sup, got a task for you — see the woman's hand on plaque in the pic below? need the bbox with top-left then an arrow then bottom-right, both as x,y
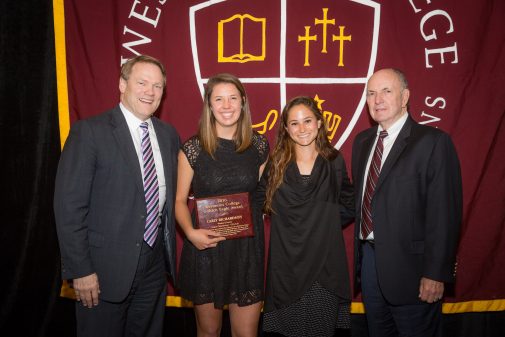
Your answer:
188,228 -> 226,250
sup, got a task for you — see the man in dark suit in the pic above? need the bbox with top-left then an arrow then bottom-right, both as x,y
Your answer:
54,55 -> 179,337
352,68 -> 462,337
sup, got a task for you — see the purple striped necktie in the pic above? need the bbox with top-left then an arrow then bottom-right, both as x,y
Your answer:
361,130 -> 388,240
140,122 -> 159,247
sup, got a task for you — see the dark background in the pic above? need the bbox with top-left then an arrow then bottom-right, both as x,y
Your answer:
1,1 -> 504,336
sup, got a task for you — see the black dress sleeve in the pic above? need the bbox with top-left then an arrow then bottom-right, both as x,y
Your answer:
181,136 -> 201,169
253,161 -> 270,212
252,132 -> 270,165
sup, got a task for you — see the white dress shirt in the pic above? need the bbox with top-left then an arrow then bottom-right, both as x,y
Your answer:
360,113 -> 408,240
120,103 -> 166,214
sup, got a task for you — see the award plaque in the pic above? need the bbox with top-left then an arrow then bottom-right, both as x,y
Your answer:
195,192 -> 254,239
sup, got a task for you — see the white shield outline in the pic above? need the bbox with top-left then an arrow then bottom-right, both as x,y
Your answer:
190,0 -> 381,148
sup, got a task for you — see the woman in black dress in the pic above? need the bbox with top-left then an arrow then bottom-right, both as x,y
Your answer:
175,73 -> 269,337
261,96 -> 354,337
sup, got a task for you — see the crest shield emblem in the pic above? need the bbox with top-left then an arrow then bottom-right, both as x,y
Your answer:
190,0 -> 380,148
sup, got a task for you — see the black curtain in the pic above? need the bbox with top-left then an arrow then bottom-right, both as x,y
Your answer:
1,1 -> 504,337
0,0 -> 62,336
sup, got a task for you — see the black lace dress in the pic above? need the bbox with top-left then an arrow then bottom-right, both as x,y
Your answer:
177,133 -> 269,308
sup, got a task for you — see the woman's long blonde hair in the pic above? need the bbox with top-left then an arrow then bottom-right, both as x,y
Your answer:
198,73 -> 253,158
264,96 -> 338,213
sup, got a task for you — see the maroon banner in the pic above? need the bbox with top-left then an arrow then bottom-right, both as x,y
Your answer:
60,0 -> 505,310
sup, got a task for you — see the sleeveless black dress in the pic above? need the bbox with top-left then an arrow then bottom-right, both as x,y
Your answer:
177,133 -> 269,308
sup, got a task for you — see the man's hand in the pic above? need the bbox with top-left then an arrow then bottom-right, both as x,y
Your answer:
419,277 -> 444,303
73,273 -> 100,308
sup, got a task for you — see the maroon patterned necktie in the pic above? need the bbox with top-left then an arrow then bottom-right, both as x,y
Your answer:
361,130 -> 388,239
140,122 -> 159,247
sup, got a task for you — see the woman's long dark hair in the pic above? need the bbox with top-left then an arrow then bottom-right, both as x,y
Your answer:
264,96 -> 338,213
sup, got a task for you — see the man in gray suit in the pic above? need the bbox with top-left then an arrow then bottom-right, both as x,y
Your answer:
54,55 -> 179,337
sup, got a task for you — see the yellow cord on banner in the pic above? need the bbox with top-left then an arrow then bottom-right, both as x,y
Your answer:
52,0 -> 71,150
53,0 -> 73,300
60,281 -> 505,314
442,300 -> 505,314
352,300 -> 505,314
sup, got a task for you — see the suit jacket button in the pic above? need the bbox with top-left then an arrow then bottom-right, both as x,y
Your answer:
136,242 -> 140,247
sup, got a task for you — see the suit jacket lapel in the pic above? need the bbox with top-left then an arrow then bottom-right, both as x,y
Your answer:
375,117 -> 414,192
110,107 -> 144,195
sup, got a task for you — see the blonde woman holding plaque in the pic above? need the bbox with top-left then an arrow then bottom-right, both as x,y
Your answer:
175,73 -> 269,337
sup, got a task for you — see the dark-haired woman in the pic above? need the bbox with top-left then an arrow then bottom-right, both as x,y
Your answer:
260,96 -> 354,337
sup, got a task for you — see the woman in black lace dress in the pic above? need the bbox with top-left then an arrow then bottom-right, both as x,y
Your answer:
175,73 -> 269,337
260,96 -> 354,337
